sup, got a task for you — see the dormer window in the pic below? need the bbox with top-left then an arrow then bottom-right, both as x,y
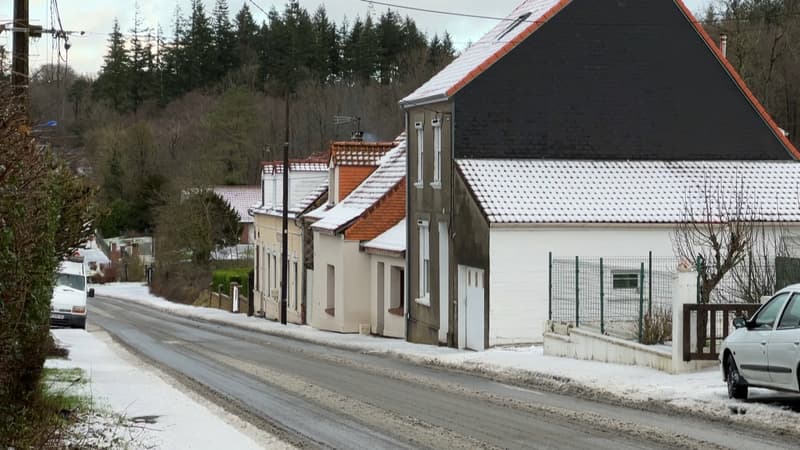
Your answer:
432,118 -> 442,185
415,121 -> 424,187
497,12 -> 532,42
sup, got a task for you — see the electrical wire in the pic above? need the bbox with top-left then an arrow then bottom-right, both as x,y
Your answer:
359,0 -> 800,26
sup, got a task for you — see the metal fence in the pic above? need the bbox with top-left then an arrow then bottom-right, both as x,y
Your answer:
549,253 -> 678,342
707,257 -> 800,304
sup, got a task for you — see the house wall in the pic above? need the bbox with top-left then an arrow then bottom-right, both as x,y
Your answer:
452,173 -> 490,349
370,253 -> 406,339
406,101 -> 454,346
253,213 -> 304,324
311,233 -> 371,332
489,225 -> 678,346
262,171 -> 328,209
338,166 -> 377,202
453,0 -> 793,161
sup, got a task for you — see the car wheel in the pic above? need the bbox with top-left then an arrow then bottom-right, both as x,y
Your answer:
726,354 -> 748,400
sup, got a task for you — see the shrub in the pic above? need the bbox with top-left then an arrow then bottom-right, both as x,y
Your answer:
212,268 -> 251,296
640,307 -> 673,345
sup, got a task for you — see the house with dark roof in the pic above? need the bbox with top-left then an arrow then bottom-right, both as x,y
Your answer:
307,136 -> 407,335
400,0 -> 800,350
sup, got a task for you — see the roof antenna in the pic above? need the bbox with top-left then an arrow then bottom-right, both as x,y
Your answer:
333,115 -> 362,141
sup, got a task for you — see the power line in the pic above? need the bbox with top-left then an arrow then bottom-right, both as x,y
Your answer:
359,0 -> 800,26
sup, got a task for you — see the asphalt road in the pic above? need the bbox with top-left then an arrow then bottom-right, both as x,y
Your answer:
89,296 -> 794,450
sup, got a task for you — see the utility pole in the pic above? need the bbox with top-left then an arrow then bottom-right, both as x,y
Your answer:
12,0 -> 29,101
280,92 -> 289,325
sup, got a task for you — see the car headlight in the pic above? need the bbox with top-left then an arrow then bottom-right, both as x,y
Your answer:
71,306 -> 86,314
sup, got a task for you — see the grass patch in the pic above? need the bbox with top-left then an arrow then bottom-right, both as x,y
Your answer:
43,367 -> 88,384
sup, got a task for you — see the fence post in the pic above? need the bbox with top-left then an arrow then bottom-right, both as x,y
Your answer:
639,262 -> 645,343
575,256 -> 580,328
548,252 -> 553,321
648,251 -> 653,316
600,257 -> 605,335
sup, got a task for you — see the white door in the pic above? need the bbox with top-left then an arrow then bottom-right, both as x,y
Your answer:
737,292 -> 790,383
438,223 -> 449,344
458,265 -> 485,351
767,293 -> 800,387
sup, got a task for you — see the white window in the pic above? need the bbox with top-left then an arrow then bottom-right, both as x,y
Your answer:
432,118 -> 442,184
418,220 -> 430,300
415,121 -> 424,186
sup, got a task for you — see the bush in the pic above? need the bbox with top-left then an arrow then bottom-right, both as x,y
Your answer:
640,308 -> 673,345
212,268 -> 250,296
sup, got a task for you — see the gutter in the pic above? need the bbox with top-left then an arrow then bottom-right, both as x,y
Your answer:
399,93 -> 450,109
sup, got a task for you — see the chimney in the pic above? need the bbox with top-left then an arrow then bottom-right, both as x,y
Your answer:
720,34 -> 728,59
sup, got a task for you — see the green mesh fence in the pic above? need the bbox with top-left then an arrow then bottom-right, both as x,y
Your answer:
550,254 -> 678,342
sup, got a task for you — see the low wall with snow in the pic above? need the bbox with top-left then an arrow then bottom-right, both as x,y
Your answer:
544,324 -> 715,374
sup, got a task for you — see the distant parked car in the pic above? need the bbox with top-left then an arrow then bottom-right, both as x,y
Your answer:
720,284 -> 800,399
50,260 -> 94,329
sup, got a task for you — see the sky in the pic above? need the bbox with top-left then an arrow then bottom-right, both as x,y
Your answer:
1,0 -> 712,76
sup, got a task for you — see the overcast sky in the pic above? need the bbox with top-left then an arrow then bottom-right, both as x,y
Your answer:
1,0 -> 711,76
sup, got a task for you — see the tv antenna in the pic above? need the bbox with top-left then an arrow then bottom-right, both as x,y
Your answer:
333,115 -> 363,141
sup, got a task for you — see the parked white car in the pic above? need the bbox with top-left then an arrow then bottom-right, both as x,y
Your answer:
50,260 -> 94,329
720,284 -> 800,399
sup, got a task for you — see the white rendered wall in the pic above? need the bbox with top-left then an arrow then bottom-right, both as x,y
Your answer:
311,233 -> 371,332
488,225 -> 676,346
370,254 -> 406,339
255,214 -> 303,324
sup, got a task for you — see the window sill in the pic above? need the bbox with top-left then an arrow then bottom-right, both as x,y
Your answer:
388,307 -> 404,316
415,296 -> 430,307
325,307 -> 335,316
414,181 -> 424,190
430,181 -> 441,190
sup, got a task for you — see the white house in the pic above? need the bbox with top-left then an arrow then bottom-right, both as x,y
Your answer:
308,137 -> 406,334
363,219 -> 406,339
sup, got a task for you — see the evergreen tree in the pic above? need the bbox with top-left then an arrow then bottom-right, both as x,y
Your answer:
234,3 -> 259,67
376,11 -> 403,85
162,6 -> 188,100
95,19 -> 130,112
185,0 -> 214,89
310,6 -> 340,83
212,0 -> 237,81
129,4 -> 149,113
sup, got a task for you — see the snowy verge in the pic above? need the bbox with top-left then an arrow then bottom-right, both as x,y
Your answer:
47,327 -> 287,450
94,283 -> 800,436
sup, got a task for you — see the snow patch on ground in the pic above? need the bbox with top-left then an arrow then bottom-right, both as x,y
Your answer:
94,283 -> 800,435
47,328 -> 285,450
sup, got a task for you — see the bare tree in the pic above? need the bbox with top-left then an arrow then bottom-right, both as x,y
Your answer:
672,177 -> 757,303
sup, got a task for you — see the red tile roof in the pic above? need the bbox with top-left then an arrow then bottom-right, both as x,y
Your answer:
329,141 -> 397,166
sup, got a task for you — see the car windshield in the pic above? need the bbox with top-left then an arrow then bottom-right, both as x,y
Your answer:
56,273 -> 85,291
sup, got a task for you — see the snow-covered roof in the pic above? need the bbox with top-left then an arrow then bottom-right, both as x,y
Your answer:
212,186 -> 261,224
457,159 -> 800,224
262,161 -> 328,175
330,141 -> 397,166
363,219 -> 406,255
401,0 -> 564,106
310,138 -> 407,232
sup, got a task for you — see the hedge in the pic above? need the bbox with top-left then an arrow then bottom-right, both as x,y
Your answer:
212,268 -> 250,296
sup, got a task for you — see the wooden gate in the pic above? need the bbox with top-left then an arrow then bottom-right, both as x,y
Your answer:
682,303 -> 760,361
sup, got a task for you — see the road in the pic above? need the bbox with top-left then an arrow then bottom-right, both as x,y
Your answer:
89,296 -> 793,450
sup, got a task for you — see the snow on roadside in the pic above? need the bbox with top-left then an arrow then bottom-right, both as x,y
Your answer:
47,328 -> 286,450
94,283 -> 800,435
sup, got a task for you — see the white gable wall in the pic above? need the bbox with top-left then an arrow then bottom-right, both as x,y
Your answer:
488,225 -> 677,346
262,171 -> 328,209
